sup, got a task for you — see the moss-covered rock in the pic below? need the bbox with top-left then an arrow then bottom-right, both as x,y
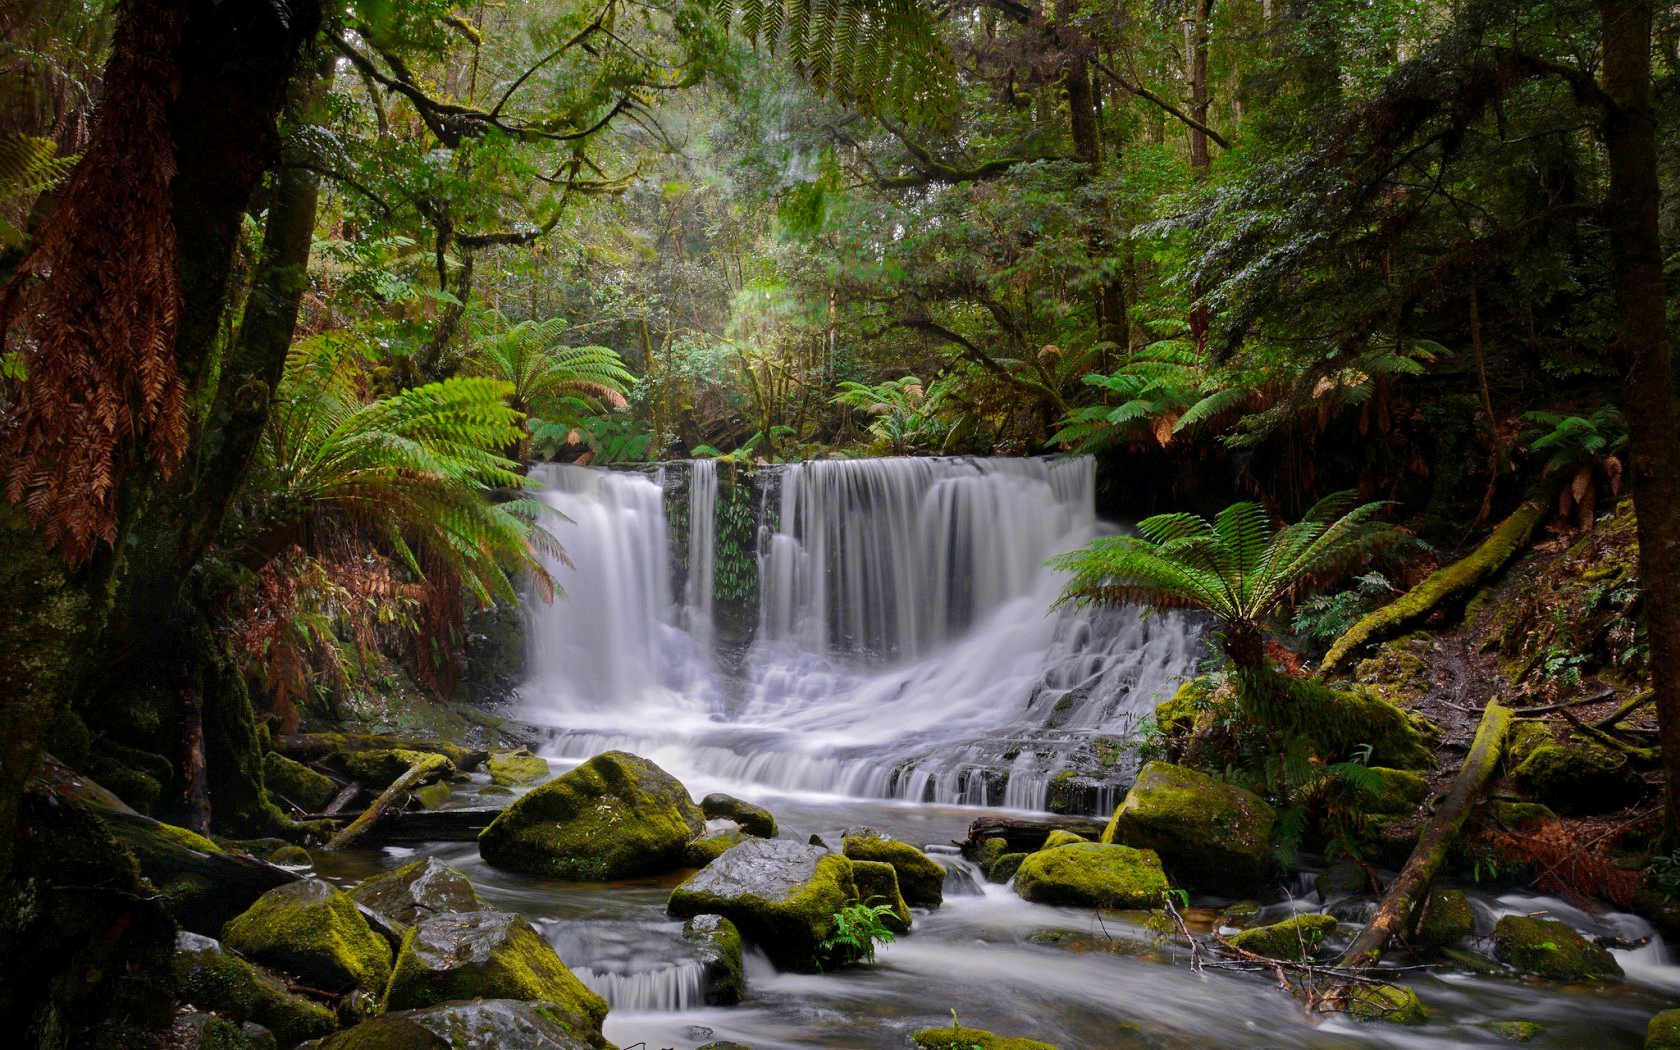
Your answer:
280,733 -> 482,773
103,807 -> 294,936
1343,982 -> 1429,1025
1415,888 -> 1475,948
382,909 -> 607,1042
1228,913 -> 1338,961
487,750 -> 548,787
1648,1009 -> 1680,1049
667,838 -> 858,971
174,932 -> 338,1048
840,831 -> 944,907
313,999 -> 601,1050
976,837 -> 1010,880
351,858 -> 485,931
270,845 -> 313,866
682,913 -> 745,1006
911,1025 -> 1057,1049
1013,843 -> 1168,908
850,859 -> 913,933
1512,742 -> 1645,814
1039,829 -> 1088,850
1314,860 -> 1369,899
264,752 -> 337,812
222,879 -> 393,992
699,793 -> 778,838
1101,762 -> 1274,894
1492,915 -> 1622,981
1488,799 -> 1560,829
478,750 -> 704,880
1364,767 -> 1430,814
990,852 -> 1027,884
1490,1020 -> 1545,1042
340,749 -> 455,790
175,1007 -> 261,1050
685,828 -> 749,866
413,782 -> 452,809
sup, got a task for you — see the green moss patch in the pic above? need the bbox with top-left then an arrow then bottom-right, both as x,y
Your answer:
1228,913 -> 1338,961
1013,843 -> 1168,908
487,750 -> 549,787
174,933 -> 338,1047
264,751 -> 337,811
1343,982 -> 1429,1025
222,879 -> 394,992
1102,761 -> 1274,893
1492,915 -> 1622,981
912,1025 -> 1057,1049
841,831 -> 945,906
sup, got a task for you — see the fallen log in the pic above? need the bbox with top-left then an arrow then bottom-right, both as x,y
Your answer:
323,755 -> 446,851
277,732 -> 487,772
1340,702 -> 1512,969
1593,689 -> 1655,730
372,806 -> 503,843
323,779 -> 363,815
960,814 -> 1108,855
1321,498 -> 1545,674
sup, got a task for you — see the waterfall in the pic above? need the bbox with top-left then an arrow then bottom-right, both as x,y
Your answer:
519,457 -> 1202,814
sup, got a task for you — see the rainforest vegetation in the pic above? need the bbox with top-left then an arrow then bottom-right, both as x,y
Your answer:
4,0 -> 1680,1047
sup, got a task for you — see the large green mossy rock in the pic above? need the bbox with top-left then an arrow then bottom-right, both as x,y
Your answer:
1227,913 -> 1338,961
1492,915 -> 1622,981
312,1000 -> 601,1050
351,858 -> 485,931
841,830 -> 945,907
700,793 -> 778,838
487,750 -> 548,787
222,880 -> 394,992
1040,829 -> 1088,850
1364,767 -> 1430,814
383,910 -> 607,1040
1648,1009 -> 1680,1048
1013,843 -> 1168,908
850,859 -> 913,933
1101,762 -> 1275,893
1344,983 -> 1429,1025
667,838 -> 858,971
264,752 -> 337,812
478,751 -> 704,880
911,1025 -> 1057,1049
280,733 -> 482,773
1415,888 -> 1475,948
1513,742 -> 1645,814
682,914 -> 745,1006
174,932 -> 338,1048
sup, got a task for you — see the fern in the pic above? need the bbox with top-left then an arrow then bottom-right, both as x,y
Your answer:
0,134 -> 77,247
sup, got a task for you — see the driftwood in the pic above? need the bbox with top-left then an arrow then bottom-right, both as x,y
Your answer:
1340,702 -> 1512,969
1594,689 -> 1655,729
323,780 -> 362,816
323,756 -> 444,851
373,806 -> 503,843
960,814 -> 1108,855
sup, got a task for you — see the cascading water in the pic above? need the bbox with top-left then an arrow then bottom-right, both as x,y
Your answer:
521,456 -> 1201,814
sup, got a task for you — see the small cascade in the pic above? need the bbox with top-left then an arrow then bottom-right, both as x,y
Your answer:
572,961 -> 708,1013
518,456 -> 1203,815
548,920 -> 709,1012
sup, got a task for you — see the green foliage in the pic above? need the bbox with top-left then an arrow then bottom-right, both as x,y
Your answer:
1293,572 -> 1396,644
814,897 -> 898,967
461,310 -> 633,430
0,133 -> 76,247
1650,850 -> 1680,901
1520,406 -> 1626,474
832,375 -> 944,454
714,470 -> 759,602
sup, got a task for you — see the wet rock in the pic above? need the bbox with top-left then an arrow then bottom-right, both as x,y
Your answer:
850,859 -> 913,933
667,838 -> 859,971
1440,946 -> 1507,976
487,749 -> 548,787
413,782 -> 452,808
1344,982 -> 1429,1025
1218,900 -> 1263,926
700,792 -> 778,837
279,733 -> 483,774
174,931 -> 338,1048
340,749 -> 455,790
1415,888 -> 1475,948
686,829 -> 749,866
911,1025 -> 1057,1049
1488,799 -> 1560,829
270,845 -> 313,866
1648,1008 -> 1680,1048
264,752 -> 337,811
1228,913 -> 1338,961
1102,762 -> 1275,894
841,830 -> 945,906
1490,1020 -> 1545,1042
989,852 -> 1027,884
479,750 -> 704,880
976,837 -> 1011,879
311,999 -> 601,1050
1039,829 -> 1088,850
1315,860 -> 1369,899
1492,915 -> 1622,981
175,1006 -> 261,1050
351,858 -> 484,931
479,784 -> 515,798
1013,843 -> 1168,908
682,913 -> 746,1006
1513,742 -> 1644,814
1364,767 -> 1430,814
242,1021 -> 279,1050
221,879 -> 394,993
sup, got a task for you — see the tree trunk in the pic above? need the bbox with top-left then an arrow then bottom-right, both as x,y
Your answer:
1598,0 -> 1680,845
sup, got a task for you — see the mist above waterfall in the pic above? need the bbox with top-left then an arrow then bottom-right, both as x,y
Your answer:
520,456 -> 1201,814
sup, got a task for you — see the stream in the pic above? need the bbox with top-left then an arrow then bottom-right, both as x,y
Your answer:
319,457 -> 1676,1048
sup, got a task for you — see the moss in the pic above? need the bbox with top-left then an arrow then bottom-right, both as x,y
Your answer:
667,840 -> 859,972
850,859 -> 913,932
412,782 -> 452,809
1242,672 -> 1437,770
177,1009 -> 261,1050
1102,762 -> 1275,893
1351,639 -> 1435,710
1493,915 -> 1622,981
1489,799 -> 1559,829
682,914 -> 746,1005
175,937 -> 338,1047
841,831 -> 945,906
1414,888 -> 1475,948
1014,842 -> 1168,908
1365,767 -> 1430,814
1648,1009 -> 1680,1049
479,785 -> 515,798
1314,861 -> 1369,899
1228,913 -> 1338,961
478,750 -> 703,881
154,821 -> 227,854
263,752 -> 337,811
1039,829 -> 1088,850
1503,722 -> 1552,770
222,879 -> 394,992
1344,982 -> 1429,1025
1513,742 -> 1644,814
382,910 -> 608,1039
975,837 -> 1010,877
316,999 -> 606,1050
341,749 -> 455,790
990,852 -> 1027,883
270,844 -> 313,866
911,1025 -> 1057,1050
1490,1020 -> 1545,1042
1441,947 -> 1507,976
284,734 -> 479,772
685,829 -> 748,866
699,793 -> 778,837
1155,677 -> 1219,736
486,750 -> 548,787
352,858 -> 485,929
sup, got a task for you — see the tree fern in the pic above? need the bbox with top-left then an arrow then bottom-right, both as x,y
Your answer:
0,134 -> 77,247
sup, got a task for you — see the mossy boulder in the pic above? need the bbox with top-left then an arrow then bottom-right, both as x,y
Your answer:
682,914 -> 745,1006
841,831 -> 945,906
104,809 -> 296,936
1364,767 -> 1430,814
1013,843 -> 1168,908
990,852 -> 1027,884
911,1026 -> 1057,1049
1039,829 -> 1088,850
1415,888 -> 1475,948
413,782 -> 452,809
1315,860 -> 1369,899
1488,799 -> 1560,829
1648,1009 -> 1680,1049
174,931 -> 338,1048
1512,742 -> 1644,814
1492,915 -> 1622,981
1343,982 -> 1429,1025
312,999 -> 601,1050
340,749 -> 455,790
222,879 -> 394,992
351,858 -> 485,931
487,750 -> 549,787
176,1007 -> 262,1050
1490,1020 -> 1545,1042
1101,762 -> 1275,893
850,859 -> 913,933
263,752 -> 337,811
976,837 -> 1011,880
382,909 -> 607,1041
478,750 -> 704,880
686,828 -> 749,866
280,733 -> 482,773
667,838 -> 859,971
700,793 -> 778,838
270,845 -> 313,866
1228,913 -> 1338,961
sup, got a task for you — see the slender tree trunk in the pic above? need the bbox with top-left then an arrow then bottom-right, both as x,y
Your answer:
1599,0 -> 1680,845
1185,0 -> 1212,175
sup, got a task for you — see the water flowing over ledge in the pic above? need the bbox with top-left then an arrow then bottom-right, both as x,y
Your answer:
518,456 -> 1202,814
